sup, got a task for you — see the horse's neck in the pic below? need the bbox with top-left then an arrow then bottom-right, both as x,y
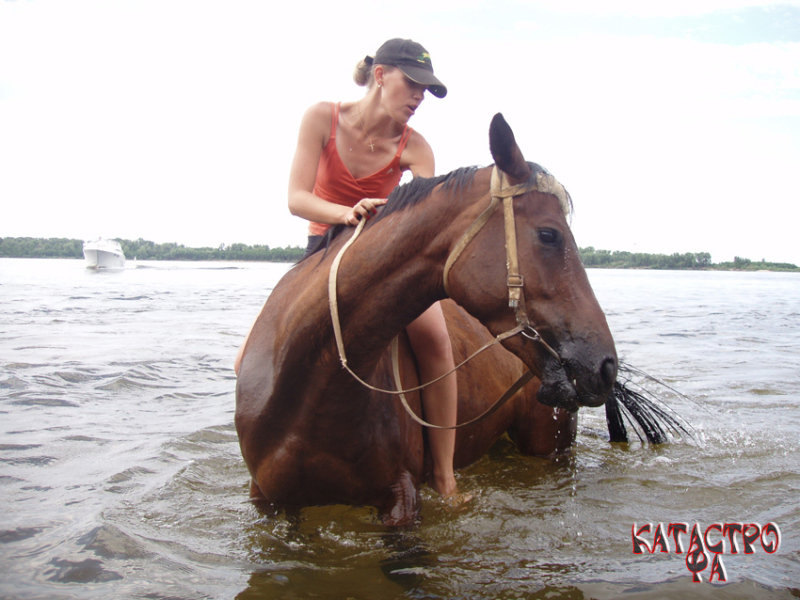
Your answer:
331,230 -> 440,366
328,170 -> 490,368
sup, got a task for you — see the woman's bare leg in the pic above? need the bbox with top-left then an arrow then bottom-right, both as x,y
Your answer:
234,317 -> 258,375
234,341 -> 246,375
405,302 -> 459,497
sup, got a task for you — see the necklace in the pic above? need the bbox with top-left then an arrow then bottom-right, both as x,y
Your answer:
355,104 -> 375,152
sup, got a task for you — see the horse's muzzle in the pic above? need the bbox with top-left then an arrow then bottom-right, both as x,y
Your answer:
536,354 -> 617,412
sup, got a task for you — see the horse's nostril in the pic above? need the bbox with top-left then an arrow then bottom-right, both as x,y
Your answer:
600,357 -> 617,386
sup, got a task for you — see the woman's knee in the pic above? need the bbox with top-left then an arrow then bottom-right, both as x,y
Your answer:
407,306 -> 453,362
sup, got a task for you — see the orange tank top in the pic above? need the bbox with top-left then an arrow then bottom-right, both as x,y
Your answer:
309,102 -> 413,236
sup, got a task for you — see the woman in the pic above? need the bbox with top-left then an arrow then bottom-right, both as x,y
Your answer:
287,38 -> 461,500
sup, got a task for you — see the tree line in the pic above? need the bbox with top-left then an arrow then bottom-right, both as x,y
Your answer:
580,247 -> 713,269
0,237 -> 306,262
1,237 -> 798,271
580,247 -> 798,271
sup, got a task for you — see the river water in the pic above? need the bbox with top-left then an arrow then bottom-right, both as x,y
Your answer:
1,258 -> 798,599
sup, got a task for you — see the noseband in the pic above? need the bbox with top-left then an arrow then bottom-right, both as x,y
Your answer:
328,166 -> 565,429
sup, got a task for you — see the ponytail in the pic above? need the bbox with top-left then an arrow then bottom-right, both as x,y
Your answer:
353,55 -> 374,87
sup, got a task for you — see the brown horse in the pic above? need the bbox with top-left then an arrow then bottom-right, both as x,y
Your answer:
235,114 -> 618,526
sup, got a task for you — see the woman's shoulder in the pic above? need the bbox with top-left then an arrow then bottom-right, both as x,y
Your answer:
301,101 -> 336,125
406,126 -> 431,151
296,102 -> 338,145
401,128 -> 435,177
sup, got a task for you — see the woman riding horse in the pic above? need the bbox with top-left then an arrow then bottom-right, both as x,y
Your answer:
235,111 -> 620,526
238,39 -> 464,501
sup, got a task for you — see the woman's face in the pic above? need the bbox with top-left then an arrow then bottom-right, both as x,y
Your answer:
378,66 -> 427,124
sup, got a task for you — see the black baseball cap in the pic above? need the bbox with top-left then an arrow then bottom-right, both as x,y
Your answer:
373,38 -> 447,98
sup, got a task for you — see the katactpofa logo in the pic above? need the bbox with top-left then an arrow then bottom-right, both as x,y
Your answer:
632,522 -> 781,583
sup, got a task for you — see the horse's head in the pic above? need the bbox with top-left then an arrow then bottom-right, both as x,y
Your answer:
445,113 -> 617,412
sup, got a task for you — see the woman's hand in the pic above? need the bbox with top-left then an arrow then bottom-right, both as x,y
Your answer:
344,197 -> 387,226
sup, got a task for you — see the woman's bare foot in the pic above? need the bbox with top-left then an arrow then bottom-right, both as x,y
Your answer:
432,472 -> 473,507
432,471 -> 458,498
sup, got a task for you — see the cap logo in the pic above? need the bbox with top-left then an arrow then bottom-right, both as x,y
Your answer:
417,52 -> 431,65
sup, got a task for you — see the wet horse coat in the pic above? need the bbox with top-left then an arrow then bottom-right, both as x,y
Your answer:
235,114 -> 617,525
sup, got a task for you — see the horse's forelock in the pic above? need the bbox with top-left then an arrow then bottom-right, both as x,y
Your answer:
525,162 -> 573,218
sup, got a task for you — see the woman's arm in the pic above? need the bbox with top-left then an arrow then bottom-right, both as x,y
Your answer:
287,102 -> 346,224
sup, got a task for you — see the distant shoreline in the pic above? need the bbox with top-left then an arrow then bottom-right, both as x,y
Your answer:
1,236 -> 798,272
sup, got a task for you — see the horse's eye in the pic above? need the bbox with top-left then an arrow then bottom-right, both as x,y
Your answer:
537,228 -> 560,247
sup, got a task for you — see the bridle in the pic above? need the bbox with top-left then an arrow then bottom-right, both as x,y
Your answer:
328,165 -> 565,429
443,166 -> 562,358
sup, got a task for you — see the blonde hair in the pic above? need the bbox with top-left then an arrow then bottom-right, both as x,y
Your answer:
353,57 -> 374,87
353,57 -> 396,88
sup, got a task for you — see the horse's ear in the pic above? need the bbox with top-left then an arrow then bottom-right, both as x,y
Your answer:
489,113 -> 531,182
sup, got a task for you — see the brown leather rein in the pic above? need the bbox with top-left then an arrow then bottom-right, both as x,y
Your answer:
328,166 -> 564,429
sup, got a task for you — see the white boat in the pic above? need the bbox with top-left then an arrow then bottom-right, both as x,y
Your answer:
83,238 -> 126,269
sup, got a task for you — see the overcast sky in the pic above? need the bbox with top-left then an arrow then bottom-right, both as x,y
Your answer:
2,0 -> 799,264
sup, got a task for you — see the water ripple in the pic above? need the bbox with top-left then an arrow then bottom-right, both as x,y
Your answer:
1,260 -> 797,599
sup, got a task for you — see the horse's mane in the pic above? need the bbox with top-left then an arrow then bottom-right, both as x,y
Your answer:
375,161 -> 573,225
299,166 -> 481,261
374,166 -> 481,223
299,161 -> 572,261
